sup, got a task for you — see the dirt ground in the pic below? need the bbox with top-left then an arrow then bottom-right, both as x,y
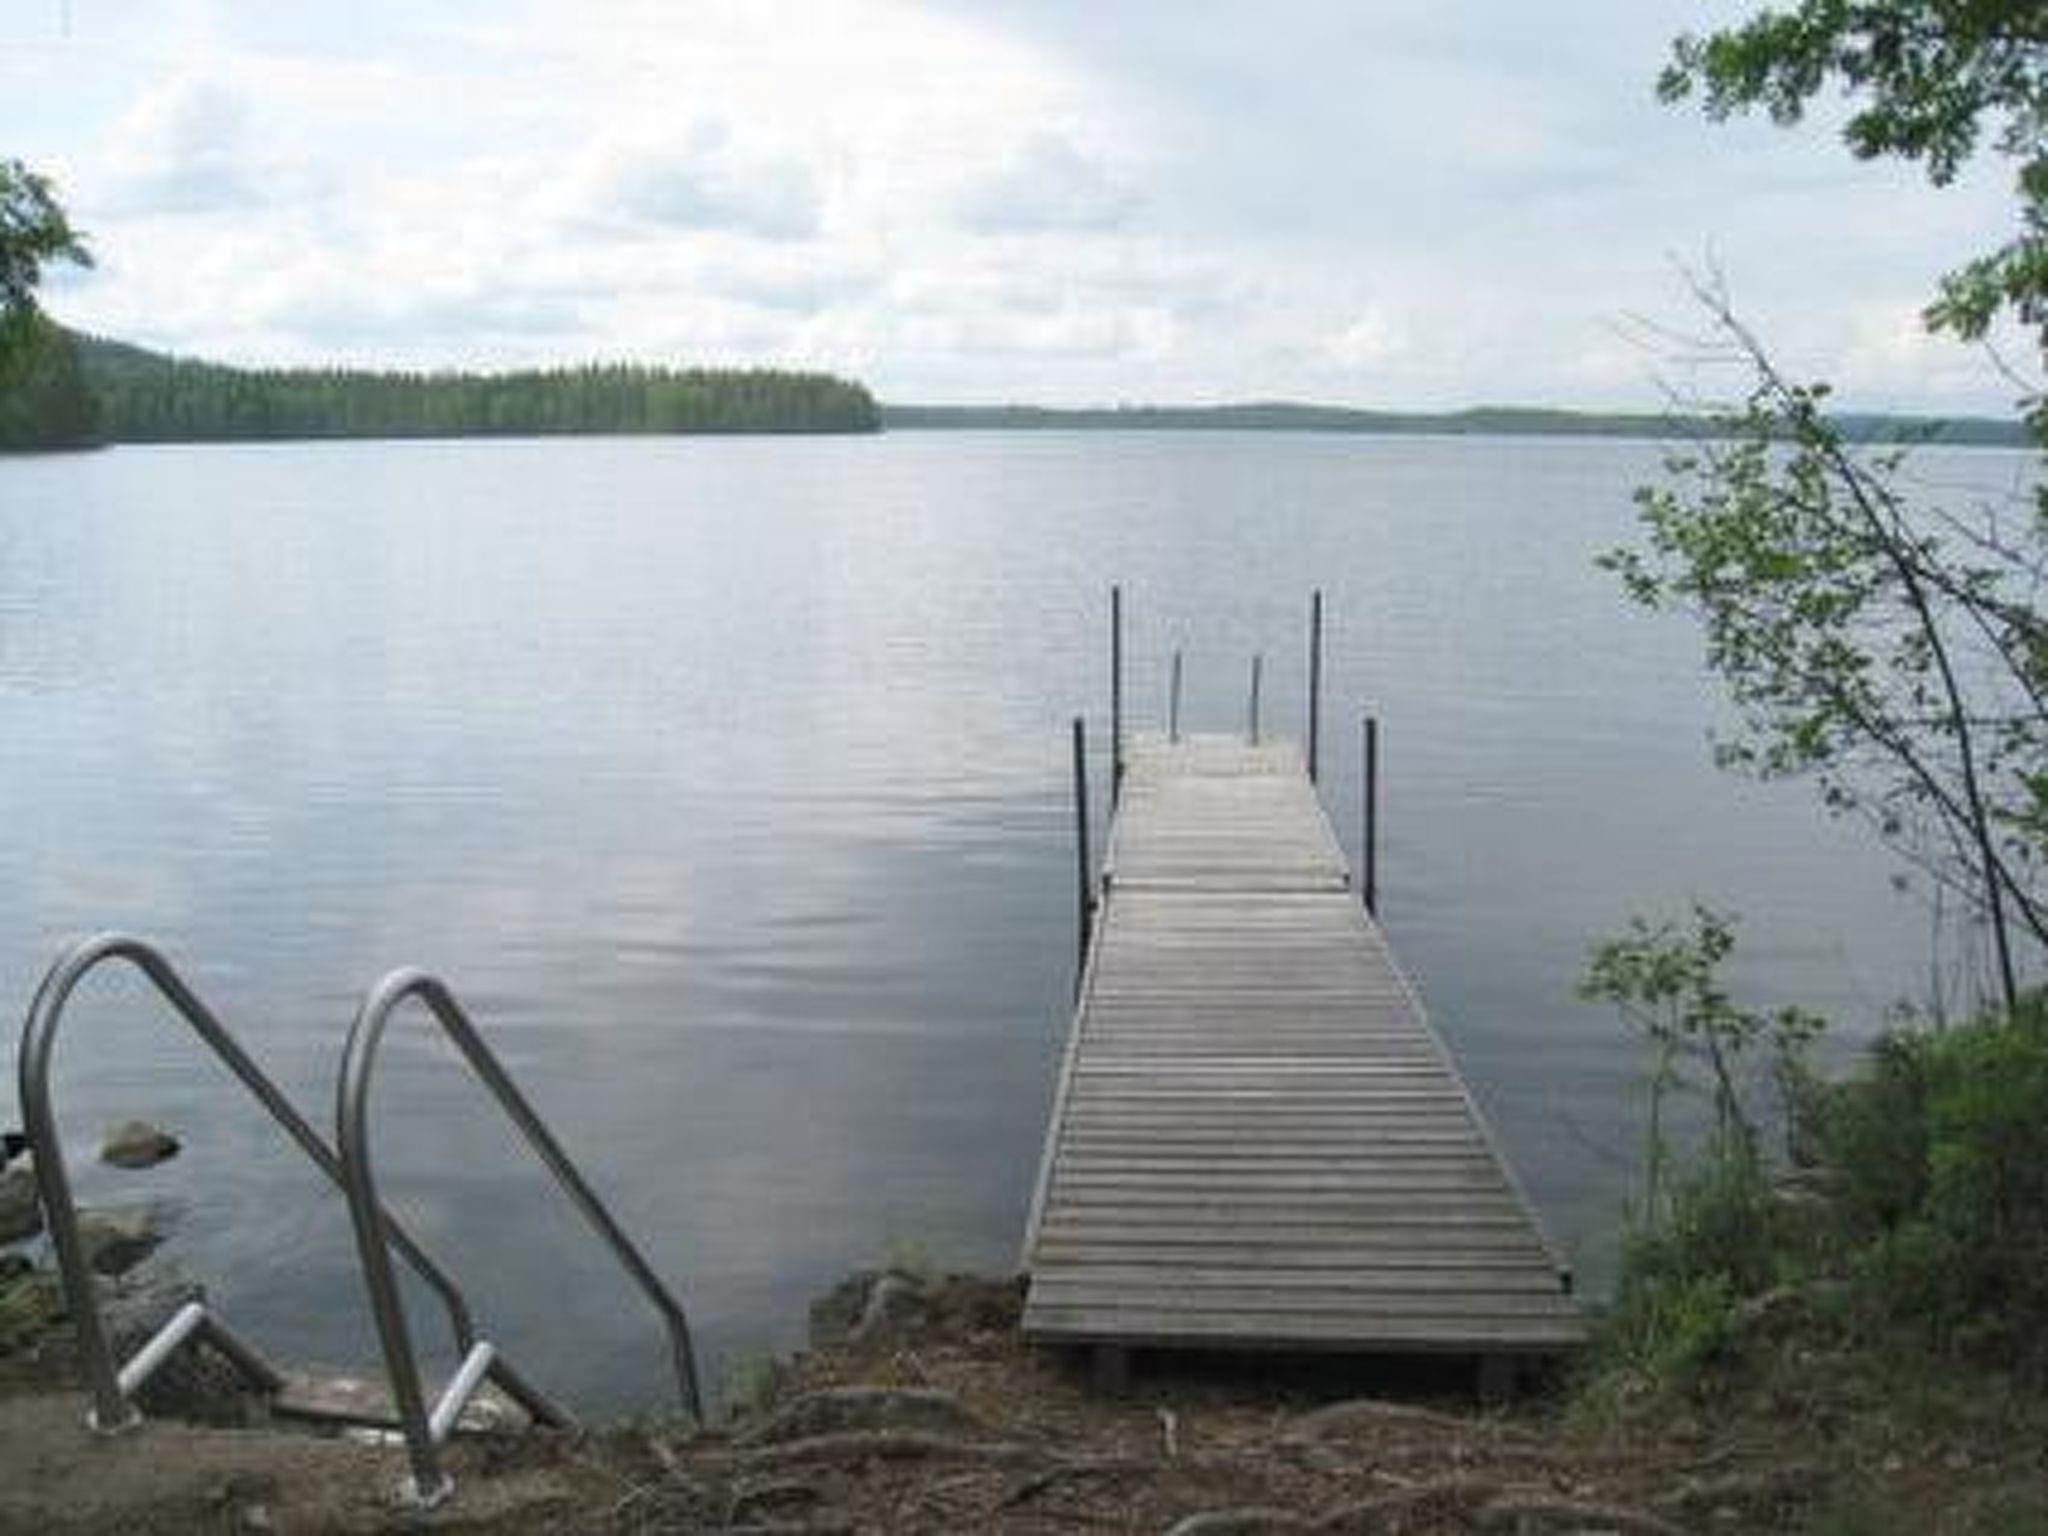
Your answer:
0,1271 -> 2041,1534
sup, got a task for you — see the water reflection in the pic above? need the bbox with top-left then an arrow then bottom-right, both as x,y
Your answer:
0,431 -> 2022,1409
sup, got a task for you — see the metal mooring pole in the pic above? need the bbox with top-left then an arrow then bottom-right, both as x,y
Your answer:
1362,713 -> 1380,917
1110,585 -> 1125,802
1072,716 -> 1093,988
1308,589 -> 1323,781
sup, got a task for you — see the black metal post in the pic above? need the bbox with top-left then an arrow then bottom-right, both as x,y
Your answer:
1248,655 -> 1264,744
1110,585 -> 1124,801
1363,713 -> 1380,917
1072,716 -> 1093,988
1308,589 -> 1323,782
1169,651 -> 1183,744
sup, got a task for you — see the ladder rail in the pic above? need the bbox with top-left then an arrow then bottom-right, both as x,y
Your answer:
337,967 -> 703,1506
15,933 -> 563,1433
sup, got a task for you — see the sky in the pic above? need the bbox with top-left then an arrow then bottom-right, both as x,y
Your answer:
1,0 -> 2031,413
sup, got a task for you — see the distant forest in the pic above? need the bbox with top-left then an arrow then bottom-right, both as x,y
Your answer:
0,326 -> 2027,451
0,328 -> 880,448
882,401 -> 2031,447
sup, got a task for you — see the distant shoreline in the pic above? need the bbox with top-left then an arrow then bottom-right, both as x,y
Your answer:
5,328 -> 2031,451
881,401 -> 2032,448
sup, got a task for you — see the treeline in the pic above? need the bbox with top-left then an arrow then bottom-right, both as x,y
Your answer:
73,335 -> 879,441
0,329 -> 880,448
882,399 -> 2030,447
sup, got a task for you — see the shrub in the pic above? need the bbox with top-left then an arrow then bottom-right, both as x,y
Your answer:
1820,1013 -> 2048,1377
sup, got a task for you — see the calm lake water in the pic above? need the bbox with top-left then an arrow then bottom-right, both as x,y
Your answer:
0,431 -> 2029,1411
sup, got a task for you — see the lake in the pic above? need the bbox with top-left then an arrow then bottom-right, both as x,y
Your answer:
0,430 -> 2022,1412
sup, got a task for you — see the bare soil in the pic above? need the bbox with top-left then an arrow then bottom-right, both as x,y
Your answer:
1,1271 -> 2042,1534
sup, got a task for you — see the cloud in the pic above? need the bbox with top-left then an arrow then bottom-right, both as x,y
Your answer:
10,0 -> 2027,412
1323,308 -> 1407,371
954,134 -> 1140,233
595,124 -> 823,242
100,75 -> 262,214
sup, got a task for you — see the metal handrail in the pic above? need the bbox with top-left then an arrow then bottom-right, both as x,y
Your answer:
337,968 -> 703,1507
15,933 -> 564,1434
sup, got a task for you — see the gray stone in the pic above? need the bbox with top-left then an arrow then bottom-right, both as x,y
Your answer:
101,1120 -> 180,1170
77,1206 -> 163,1277
808,1269 -> 880,1347
0,1166 -> 41,1245
108,1270 -> 268,1426
849,1273 -> 927,1345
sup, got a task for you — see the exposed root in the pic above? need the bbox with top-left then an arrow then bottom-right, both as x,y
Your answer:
1309,1477 -> 1502,1532
739,1429 -> 1055,1474
998,1456 -> 1156,1510
1475,1495 -> 1691,1535
1163,1509 -> 1317,1536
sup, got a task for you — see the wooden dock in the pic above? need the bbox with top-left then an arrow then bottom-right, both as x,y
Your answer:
1021,734 -> 1583,1368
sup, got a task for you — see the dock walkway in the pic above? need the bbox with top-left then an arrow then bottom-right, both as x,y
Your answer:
1021,734 -> 1583,1363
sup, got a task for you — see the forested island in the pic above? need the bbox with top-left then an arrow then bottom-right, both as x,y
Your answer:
0,326 -> 881,447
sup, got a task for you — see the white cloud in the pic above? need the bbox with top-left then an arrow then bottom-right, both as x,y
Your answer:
100,75 -> 261,214
1323,308 -> 1406,371
5,0 -> 2028,412
593,125 -> 823,242
955,134 -> 1141,233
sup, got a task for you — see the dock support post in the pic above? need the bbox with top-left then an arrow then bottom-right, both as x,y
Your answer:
1169,651 -> 1183,744
1072,716 -> 1093,991
1110,586 -> 1124,803
1308,590 -> 1322,782
1477,1354 -> 1517,1404
1090,1345 -> 1131,1394
1363,714 -> 1380,917
1248,654 -> 1263,744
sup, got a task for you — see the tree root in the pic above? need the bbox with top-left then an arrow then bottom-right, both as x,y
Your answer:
739,1429 -> 1054,1474
998,1456 -> 1156,1509
1308,1476 -> 1501,1532
1162,1508 -> 1316,1536
1474,1495 -> 1690,1535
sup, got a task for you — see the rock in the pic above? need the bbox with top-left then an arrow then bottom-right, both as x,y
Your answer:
0,1165 -> 41,1244
808,1270 -> 879,1347
0,1267 -> 65,1354
851,1272 -> 927,1344
101,1120 -> 180,1170
0,1252 -> 30,1284
107,1270 -> 269,1426
809,1268 -> 930,1348
77,1206 -> 163,1277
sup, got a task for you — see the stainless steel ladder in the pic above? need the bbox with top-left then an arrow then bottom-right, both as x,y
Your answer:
337,966 -> 702,1507
17,933 -> 569,1436
16,934 -> 701,1509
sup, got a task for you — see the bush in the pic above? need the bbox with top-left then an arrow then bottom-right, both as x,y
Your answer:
1820,1012 -> 2048,1377
1597,1139 -> 1809,1385
1584,912 -> 2048,1392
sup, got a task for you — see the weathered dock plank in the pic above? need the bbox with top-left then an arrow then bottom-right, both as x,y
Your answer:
1022,734 -> 1583,1358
